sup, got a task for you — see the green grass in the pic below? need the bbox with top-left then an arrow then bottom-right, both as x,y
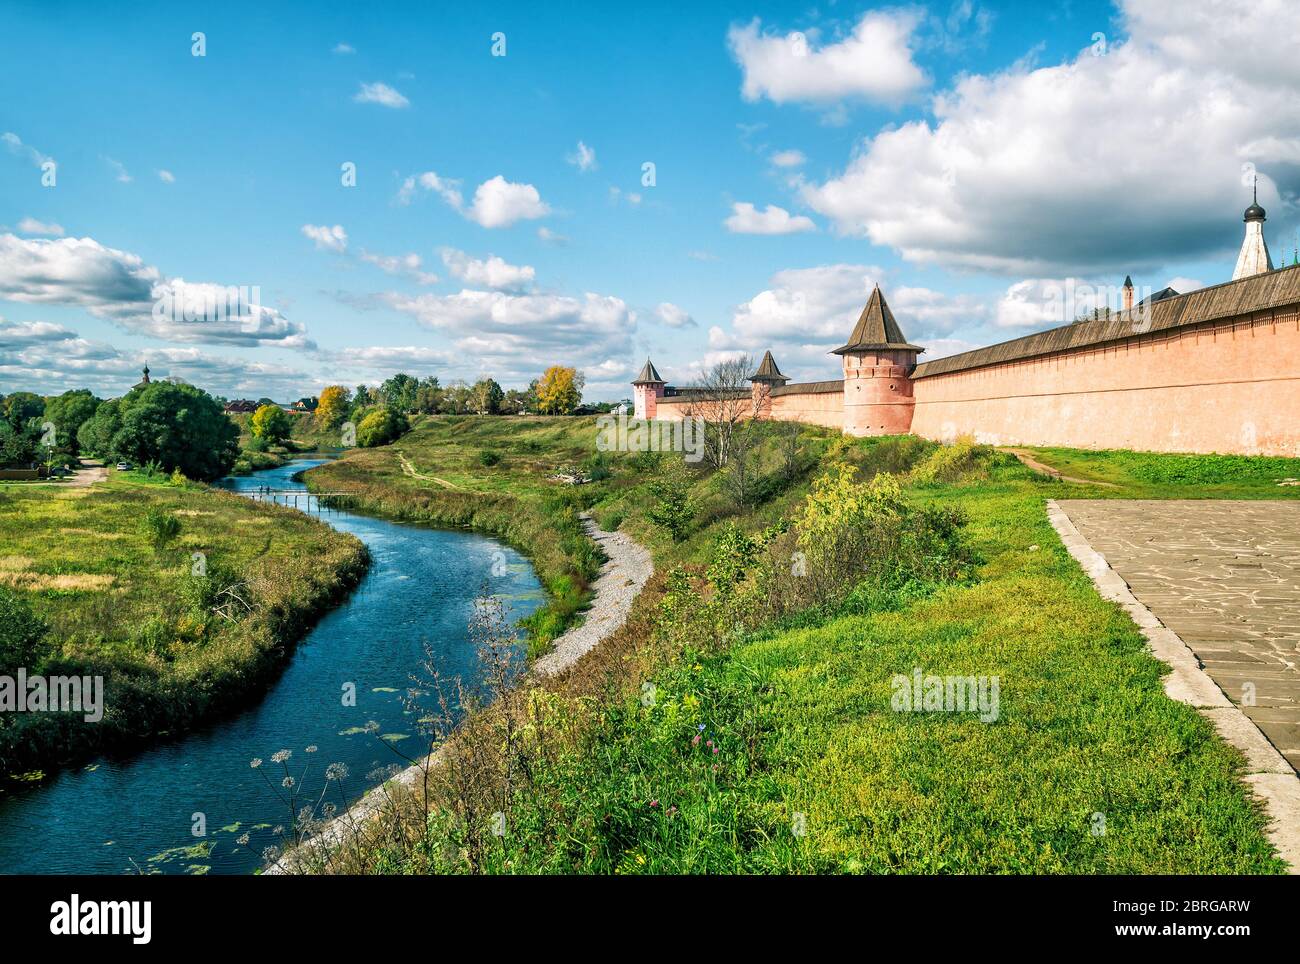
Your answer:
325,423 -> 1287,875
0,472 -> 368,779
1018,446 -> 1300,498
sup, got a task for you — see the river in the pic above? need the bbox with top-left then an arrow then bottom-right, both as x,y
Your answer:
0,459 -> 543,875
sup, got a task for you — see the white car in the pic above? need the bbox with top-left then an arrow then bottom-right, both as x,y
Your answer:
115,461 -> 131,471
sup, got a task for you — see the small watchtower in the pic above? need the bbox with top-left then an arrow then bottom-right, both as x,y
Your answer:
749,350 -> 789,418
632,358 -> 666,419
833,285 -> 923,437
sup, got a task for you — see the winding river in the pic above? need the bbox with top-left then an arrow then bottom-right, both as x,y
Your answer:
0,460 -> 543,875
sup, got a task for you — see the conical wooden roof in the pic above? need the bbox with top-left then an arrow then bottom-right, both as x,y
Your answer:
749,350 -> 788,382
632,358 -> 665,384
832,285 -> 923,354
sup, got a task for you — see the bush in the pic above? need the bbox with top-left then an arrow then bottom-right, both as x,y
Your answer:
357,407 -> 410,448
142,507 -> 181,548
910,435 -> 991,485
478,449 -> 502,467
0,586 -> 51,673
646,462 -> 695,542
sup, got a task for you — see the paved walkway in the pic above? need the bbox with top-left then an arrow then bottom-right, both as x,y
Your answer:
1057,500 -> 1300,772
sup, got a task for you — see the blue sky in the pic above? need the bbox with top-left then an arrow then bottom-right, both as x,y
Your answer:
3,0 -> 1296,400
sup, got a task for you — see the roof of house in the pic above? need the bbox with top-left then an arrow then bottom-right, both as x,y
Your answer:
749,350 -> 788,382
912,263 -> 1300,379
632,358 -> 665,384
832,285 -> 924,354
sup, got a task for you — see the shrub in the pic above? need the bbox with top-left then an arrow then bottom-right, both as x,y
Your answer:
910,435 -> 991,485
478,449 -> 502,467
646,462 -> 696,542
0,586 -> 51,673
142,507 -> 181,548
357,407 -> 410,448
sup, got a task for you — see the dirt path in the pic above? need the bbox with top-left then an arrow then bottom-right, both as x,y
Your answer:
532,515 -> 655,676
396,451 -> 462,490
1003,447 -> 1118,487
2,459 -> 108,488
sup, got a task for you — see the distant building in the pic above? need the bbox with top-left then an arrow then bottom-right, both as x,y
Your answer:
224,399 -> 258,414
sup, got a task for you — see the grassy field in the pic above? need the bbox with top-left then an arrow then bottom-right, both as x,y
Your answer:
296,417 -> 1295,874
0,468 -> 368,780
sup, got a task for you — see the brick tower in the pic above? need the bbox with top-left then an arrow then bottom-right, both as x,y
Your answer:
748,350 -> 789,419
632,358 -> 666,419
833,285 -> 924,437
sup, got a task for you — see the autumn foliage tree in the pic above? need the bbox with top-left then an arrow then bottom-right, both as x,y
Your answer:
534,366 -> 584,415
316,385 -> 351,428
250,403 -> 292,442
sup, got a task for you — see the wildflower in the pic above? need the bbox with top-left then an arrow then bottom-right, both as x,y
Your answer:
697,723 -> 706,732
649,799 -> 658,808
692,734 -> 700,746
322,803 -> 337,819
305,745 -> 318,753
667,806 -> 677,816
272,825 -> 284,835
271,749 -> 291,764
712,746 -> 719,755
236,833 -> 250,846
282,776 -> 295,788
364,720 -> 381,734
326,762 -> 349,781
261,847 -> 280,863
249,758 -> 262,769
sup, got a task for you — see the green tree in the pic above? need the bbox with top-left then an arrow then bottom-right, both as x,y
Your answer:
43,389 -> 100,457
379,373 -> 420,413
76,398 -> 122,457
356,406 -> 410,447
647,462 -> 696,542
414,376 -> 444,414
470,378 -> 504,415
2,391 -> 44,428
250,403 -> 292,442
0,420 -> 40,466
109,382 -> 239,481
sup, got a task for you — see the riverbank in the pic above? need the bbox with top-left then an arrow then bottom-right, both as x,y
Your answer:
0,468 -> 369,781
288,423 -> 1291,874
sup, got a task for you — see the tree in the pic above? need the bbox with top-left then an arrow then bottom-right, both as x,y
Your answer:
379,373 -> 420,413
682,355 -> 754,471
470,378 -> 504,415
535,366 -> 584,415
2,391 -> 44,429
0,420 -> 40,466
0,586 -> 51,674
76,399 -> 122,457
647,462 -> 696,542
42,389 -> 100,457
414,376 -> 443,414
501,388 -> 529,415
316,385 -> 351,428
109,382 -> 239,481
442,381 -> 471,414
250,403 -> 292,442
356,406 -> 410,447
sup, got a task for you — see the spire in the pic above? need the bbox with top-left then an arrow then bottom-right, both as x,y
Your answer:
1234,181 -> 1273,280
749,350 -> 789,384
631,358 -> 665,384
831,284 -> 923,355
140,361 -> 151,384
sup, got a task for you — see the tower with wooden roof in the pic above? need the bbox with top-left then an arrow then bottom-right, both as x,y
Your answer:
631,357 -> 666,419
833,285 -> 924,436
748,350 -> 788,418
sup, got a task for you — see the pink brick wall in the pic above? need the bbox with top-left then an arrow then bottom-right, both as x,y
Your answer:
911,310 -> 1300,456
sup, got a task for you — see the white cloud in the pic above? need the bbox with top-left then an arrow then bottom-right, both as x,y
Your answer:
16,217 -> 64,236
358,250 -> 438,285
439,248 -> 535,291
301,223 -> 348,253
333,42 -> 355,54
609,186 -> 642,206
537,226 -> 568,245
567,140 -> 597,172
724,202 -> 816,235
465,175 -> 550,228
804,0 -> 1300,275
728,10 -> 927,106
654,302 -> 696,329
353,82 -> 409,108
770,149 -> 806,168
157,169 -> 175,184
103,156 -> 131,183
2,131 -> 51,167
0,233 -> 311,349
398,171 -> 548,229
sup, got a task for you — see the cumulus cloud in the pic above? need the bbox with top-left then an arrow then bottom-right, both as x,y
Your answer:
353,82 -> 409,108
654,302 -> 696,329
567,140 -> 597,172
157,169 -> 175,184
770,149 -> 806,168
0,233 -> 311,349
398,171 -> 549,228
16,217 -> 63,236
358,250 -> 438,285
728,10 -> 927,106
803,0 -> 1300,275
438,248 -> 535,291
724,202 -> 815,235
301,223 -> 349,253
0,317 -> 312,397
